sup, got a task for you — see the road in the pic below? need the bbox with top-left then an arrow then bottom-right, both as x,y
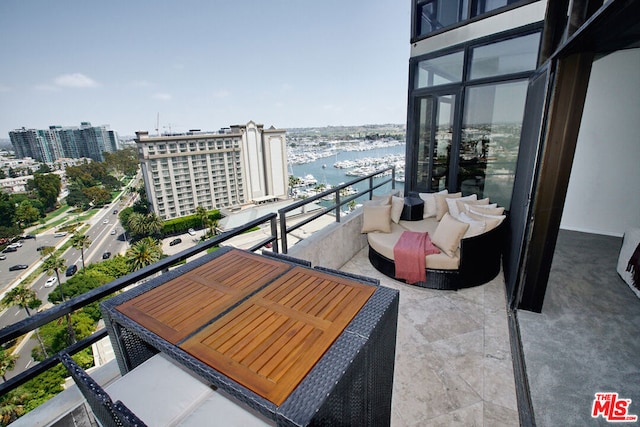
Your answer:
0,203 -> 131,380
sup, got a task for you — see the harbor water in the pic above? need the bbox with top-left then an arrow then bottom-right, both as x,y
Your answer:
289,143 -> 406,203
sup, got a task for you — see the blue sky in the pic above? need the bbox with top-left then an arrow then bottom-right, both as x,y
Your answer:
0,1 -> 410,137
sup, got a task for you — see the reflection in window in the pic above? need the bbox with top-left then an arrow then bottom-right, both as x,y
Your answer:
416,0 -> 468,36
469,33 -> 540,80
459,80 -> 528,208
416,51 -> 464,88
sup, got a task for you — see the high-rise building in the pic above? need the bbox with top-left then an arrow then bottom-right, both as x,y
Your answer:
9,122 -> 119,162
136,121 -> 287,220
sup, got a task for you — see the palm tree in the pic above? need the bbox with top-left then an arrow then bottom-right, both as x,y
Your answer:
0,349 -> 18,382
42,253 -> 76,344
195,206 -> 208,230
127,212 -> 164,240
70,233 -> 91,270
126,237 -> 163,272
1,286 -> 47,357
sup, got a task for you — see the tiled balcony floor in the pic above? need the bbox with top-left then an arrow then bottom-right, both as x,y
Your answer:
341,248 -> 519,426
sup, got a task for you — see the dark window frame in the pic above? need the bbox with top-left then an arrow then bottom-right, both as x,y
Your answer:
407,24 -> 542,195
412,0 -> 539,42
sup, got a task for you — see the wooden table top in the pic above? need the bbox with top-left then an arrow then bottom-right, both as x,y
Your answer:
115,249 -> 376,406
180,266 -> 376,405
115,250 -> 291,344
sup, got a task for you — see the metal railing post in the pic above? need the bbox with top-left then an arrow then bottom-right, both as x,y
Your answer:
335,191 -> 341,223
270,216 -> 279,254
279,211 -> 288,254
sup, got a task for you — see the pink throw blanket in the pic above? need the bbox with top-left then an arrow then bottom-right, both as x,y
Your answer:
394,231 -> 440,284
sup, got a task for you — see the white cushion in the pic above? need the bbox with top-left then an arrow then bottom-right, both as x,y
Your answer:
466,211 -> 506,232
434,192 -> 462,221
431,213 -> 469,257
391,196 -> 404,224
361,204 -> 392,233
446,194 -> 477,219
418,189 -> 447,218
177,389 -> 274,426
458,212 -> 487,238
469,205 -> 505,216
106,354 -> 214,426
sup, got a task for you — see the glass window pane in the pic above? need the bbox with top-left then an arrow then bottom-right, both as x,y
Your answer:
469,33 -> 540,80
417,0 -> 467,36
416,51 -> 464,88
459,80 -> 528,208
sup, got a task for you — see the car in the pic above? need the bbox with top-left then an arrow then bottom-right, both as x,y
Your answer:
169,238 -> 182,246
8,242 -> 22,248
113,209 -> 118,215
188,228 -> 196,236
9,264 -> 28,271
102,252 -> 111,259
110,229 -> 117,235
103,219 -> 109,224
54,231 -> 68,237
65,264 -> 78,277
2,246 -> 17,253
0,255 -> 6,260
22,234 -> 36,239
44,277 -> 57,288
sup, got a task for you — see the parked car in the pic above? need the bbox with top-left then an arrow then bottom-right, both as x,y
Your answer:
65,264 -> 78,277
188,228 -> 196,236
54,231 -> 68,237
9,264 -> 28,271
110,229 -> 117,235
22,234 -> 36,239
2,247 -> 17,253
102,252 -> 111,259
0,255 -> 6,260
169,238 -> 182,246
8,242 -> 22,248
44,277 -> 57,288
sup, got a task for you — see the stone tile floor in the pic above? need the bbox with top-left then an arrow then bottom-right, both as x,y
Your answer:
341,248 -> 519,426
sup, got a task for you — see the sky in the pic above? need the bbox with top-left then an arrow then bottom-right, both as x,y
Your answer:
0,1 -> 411,138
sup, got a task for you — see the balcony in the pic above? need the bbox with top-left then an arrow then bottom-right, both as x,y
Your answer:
1,169 -> 518,426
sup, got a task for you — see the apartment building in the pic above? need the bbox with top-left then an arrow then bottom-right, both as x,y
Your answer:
9,122 -> 119,162
136,121 -> 287,220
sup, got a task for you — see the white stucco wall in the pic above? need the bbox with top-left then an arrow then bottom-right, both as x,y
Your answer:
561,48 -> 640,236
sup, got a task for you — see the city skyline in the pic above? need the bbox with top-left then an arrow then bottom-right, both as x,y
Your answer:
0,1 -> 410,138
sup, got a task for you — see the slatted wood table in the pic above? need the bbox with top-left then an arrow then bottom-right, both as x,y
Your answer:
101,247 -> 399,426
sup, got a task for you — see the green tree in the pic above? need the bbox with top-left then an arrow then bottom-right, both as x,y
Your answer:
15,200 -> 40,226
126,237 -> 162,272
65,184 -> 91,209
70,233 -> 91,270
1,286 -> 47,357
195,205 -> 208,230
0,193 -> 17,228
42,253 -> 76,345
0,169 -> 5,179
82,186 -> 111,207
0,349 -> 18,382
126,212 -> 163,241
27,173 -> 61,211
35,164 -> 51,174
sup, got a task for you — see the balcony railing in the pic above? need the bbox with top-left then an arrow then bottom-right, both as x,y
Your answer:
0,166 -> 395,401
279,166 -> 395,253
0,213 -> 278,396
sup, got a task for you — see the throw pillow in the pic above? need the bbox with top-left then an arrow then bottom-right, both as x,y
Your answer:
418,189 -> 448,218
456,198 -> 490,214
469,205 -> 505,216
446,194 -> 477,219
371,194 -> 392,205
361,204 -> 392,233
391,196 -> 404,224
434,192 -> 462,221
458,212 -> 487,238
431,213 -> 470,257
466,211 -> 505,232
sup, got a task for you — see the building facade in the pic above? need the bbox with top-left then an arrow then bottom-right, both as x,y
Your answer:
9,122 -> 119,163
136,121 -> 287,220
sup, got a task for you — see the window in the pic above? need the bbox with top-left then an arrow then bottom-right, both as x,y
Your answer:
416,51 -> 464,88
415,0 -> 527,38
459,80 -> 528,207
469,33 -> 540,80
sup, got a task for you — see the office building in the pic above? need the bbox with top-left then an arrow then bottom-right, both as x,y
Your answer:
9,122 -> 119,162
136,121 -> 287,220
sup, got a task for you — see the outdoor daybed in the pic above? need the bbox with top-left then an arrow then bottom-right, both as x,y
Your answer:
363,191 -> 505,290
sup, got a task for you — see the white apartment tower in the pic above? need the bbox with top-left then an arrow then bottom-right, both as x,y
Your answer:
136,121 -> 287,220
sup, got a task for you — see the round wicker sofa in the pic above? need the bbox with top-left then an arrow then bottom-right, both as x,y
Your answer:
367,217 -> 504,290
